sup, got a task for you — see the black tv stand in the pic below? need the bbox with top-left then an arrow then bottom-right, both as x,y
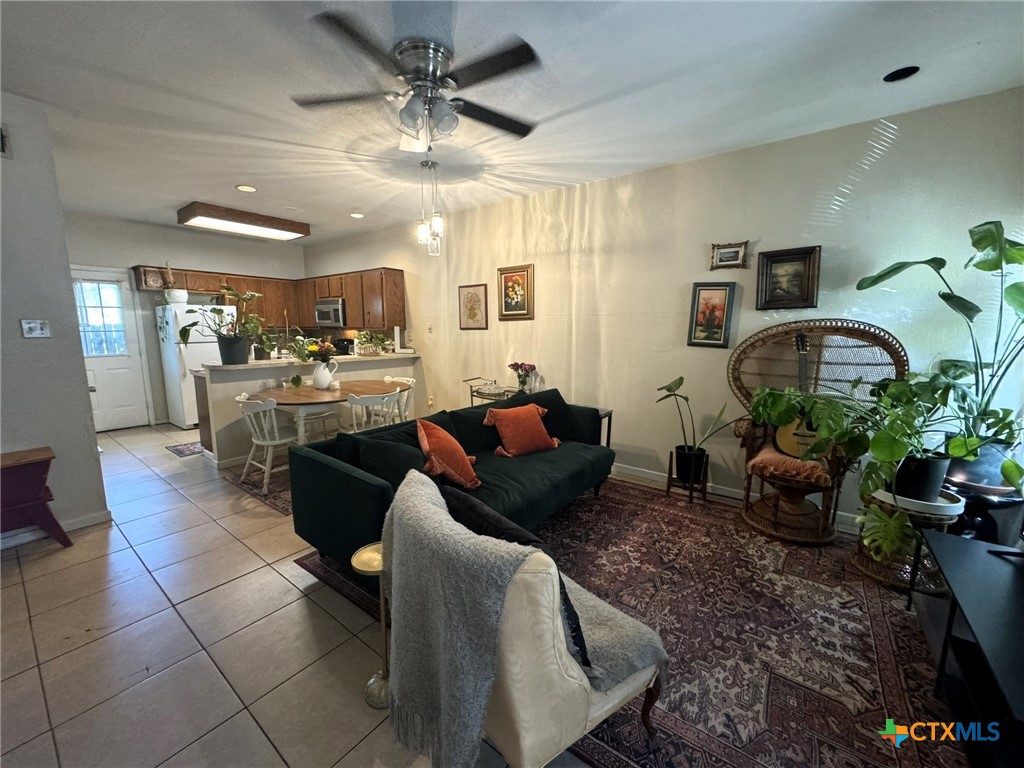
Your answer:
915,532 -> 1023,767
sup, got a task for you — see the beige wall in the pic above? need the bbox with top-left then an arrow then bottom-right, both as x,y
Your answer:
305,89 -> 1024,513
1,94 -> 109,538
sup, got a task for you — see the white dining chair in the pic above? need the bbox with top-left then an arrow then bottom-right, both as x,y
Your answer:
236,395 -> 298,494
384,376 -> 416,422
347,388 -> 401,432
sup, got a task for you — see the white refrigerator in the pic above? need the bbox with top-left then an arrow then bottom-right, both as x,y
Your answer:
157,304 -> 237,428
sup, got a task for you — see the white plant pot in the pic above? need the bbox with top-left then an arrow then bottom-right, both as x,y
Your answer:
164,289 -> 189,304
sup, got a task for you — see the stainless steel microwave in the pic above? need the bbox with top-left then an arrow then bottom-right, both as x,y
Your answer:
314,299 -> 346,327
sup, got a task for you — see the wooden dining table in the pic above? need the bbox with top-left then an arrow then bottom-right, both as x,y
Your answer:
251,379 -> 410,443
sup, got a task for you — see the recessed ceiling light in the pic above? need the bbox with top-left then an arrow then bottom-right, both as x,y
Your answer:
349,212 -> 365,219
883,66 -> 920,83
235,184 -> 257,193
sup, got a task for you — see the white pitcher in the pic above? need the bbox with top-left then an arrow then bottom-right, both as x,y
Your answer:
312,361 -> 337,390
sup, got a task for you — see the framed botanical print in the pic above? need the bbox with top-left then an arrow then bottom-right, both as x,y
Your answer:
756,246 -> 821,310
497,264 -> 534,321
710,241 -> 748,270
687,282 -> 737,348
458,284 -> 488,330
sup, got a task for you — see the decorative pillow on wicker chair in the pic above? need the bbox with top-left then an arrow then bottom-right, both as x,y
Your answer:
746,446 -> 831,487
482,404 -> 561,457
417,419 -> 481,489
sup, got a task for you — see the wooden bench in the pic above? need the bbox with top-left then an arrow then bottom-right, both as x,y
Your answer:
1,447 -> 72,547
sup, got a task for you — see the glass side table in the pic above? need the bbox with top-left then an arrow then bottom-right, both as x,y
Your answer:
463,377 -> 519,406
351,541 -> 389,709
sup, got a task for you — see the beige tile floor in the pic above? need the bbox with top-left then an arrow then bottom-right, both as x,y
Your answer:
0,425 -> 590,768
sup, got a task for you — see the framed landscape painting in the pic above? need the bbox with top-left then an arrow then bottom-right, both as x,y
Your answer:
756,246 -> 821,310
498,263 -> 534,321
458,284 -> 488,330
710,241 -> 748,270
687,282 -> 736,348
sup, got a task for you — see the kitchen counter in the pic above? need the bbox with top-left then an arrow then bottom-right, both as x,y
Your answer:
196,353 -> 420,468
202,353 -> 419,371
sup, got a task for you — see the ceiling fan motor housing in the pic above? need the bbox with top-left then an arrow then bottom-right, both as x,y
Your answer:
394,39 -> 454,87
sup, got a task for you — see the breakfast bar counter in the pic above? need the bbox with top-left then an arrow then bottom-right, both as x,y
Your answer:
196,353 -> 420,467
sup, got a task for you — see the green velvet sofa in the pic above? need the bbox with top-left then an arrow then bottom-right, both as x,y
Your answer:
288,389 -> 614,588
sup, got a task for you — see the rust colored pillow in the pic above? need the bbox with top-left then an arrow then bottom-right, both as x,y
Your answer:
482,404 -> 561,457
746,446 -> 831,487
416,419 -> 481,489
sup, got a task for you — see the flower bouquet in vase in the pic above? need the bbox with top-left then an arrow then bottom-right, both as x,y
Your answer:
509,361 -> 537,393
307,340 -> 337,389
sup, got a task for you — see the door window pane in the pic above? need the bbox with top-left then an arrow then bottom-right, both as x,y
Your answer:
74,280 -> 128,358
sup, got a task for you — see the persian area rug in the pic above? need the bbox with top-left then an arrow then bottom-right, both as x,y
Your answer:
165,441 -> 204,457
223,465 -> 293,516
294,551 -> 379,621
533,480 -> 966,768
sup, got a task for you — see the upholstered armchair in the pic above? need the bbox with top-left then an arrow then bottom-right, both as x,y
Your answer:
484,551 -> 663,768
727,319 -> 908,544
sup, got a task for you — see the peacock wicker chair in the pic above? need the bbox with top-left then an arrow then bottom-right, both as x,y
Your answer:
727,319 -> 909,544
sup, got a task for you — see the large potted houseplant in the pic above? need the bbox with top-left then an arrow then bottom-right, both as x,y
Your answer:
857,220 -> 1024,491
656,376 -> 736,489
179,285 -> 264,365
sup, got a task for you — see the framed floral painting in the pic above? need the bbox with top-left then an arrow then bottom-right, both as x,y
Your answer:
687,282 -> 736,348
458,284 -> 488,330
497,264 -> 534,321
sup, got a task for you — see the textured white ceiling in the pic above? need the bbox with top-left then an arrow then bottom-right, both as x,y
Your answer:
2,1 -> 1022,244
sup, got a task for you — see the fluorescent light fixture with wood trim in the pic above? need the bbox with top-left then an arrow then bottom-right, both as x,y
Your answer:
176,202 -> 310,241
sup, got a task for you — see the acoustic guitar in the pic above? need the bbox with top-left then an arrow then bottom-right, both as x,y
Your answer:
772,333 -> 828,459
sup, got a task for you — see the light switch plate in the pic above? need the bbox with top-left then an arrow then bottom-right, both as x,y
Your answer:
20,320 -> 51,338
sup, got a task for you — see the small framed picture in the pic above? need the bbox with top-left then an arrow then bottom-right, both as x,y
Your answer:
687,282 -> 736,348
458,284 -> 488,330
756,246 -> 821,310
497,264 -> 535,321
710,241 -> 748,270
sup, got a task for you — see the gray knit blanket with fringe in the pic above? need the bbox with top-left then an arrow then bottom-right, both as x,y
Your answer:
382,472 -> 532,768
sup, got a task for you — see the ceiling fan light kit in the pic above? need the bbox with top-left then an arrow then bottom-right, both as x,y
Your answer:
176,201 -> 310,241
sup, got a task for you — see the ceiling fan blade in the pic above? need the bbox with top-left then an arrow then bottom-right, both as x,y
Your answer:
314,12 -> 399,76
292,91 -> 400,109
447,39 -> 538,89
453,99 -> 534,138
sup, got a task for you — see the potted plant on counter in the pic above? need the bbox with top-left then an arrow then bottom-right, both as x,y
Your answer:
656,376 -> 736,489
856,220 -> 1023,492
178,284 -> 264,365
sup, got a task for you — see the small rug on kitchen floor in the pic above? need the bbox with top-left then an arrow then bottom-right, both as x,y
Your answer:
294,551 -> 379,621
224,466 -> 293,516
165,441 -> 204,457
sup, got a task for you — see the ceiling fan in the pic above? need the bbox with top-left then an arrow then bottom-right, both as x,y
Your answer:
292,12 -> 540,144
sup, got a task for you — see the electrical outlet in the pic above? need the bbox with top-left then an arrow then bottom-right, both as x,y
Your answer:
428,396 -> 435,408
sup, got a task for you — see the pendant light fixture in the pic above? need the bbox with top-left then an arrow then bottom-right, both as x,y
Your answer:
416,159 -> 444,253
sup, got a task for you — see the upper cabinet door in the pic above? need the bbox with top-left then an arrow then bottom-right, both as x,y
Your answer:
296,279 -> 317,327
183,271 -> 224,293
314,277 -> 331,300
361,270 -> 385,329
328,275 -> 344,298
342,273 -> 363,328
381,269 -> 406,329
260,279 -> 293,328
223,275 -> 265,318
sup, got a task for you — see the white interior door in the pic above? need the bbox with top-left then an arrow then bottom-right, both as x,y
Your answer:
72,270 -> 149,432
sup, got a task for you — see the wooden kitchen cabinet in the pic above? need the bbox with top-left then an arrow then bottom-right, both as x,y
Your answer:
341,274 -> 363,329
260,279 -> 296,328
295,279 -> 317,327
222,275 -> 265,320
328,275 -> 344,297
182,270 -> 224,294
359,268 -> 405,329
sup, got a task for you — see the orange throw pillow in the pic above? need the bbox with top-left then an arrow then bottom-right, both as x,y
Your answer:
483,404 -> 561,457
416,419 -> 481,489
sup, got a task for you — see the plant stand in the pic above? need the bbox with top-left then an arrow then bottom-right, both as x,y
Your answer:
665,451 -> 708,504
849,493 -> 961,606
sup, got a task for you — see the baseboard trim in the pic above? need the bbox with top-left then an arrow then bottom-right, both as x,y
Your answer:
611,461 -> 859,535
0,508 -> 113,550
